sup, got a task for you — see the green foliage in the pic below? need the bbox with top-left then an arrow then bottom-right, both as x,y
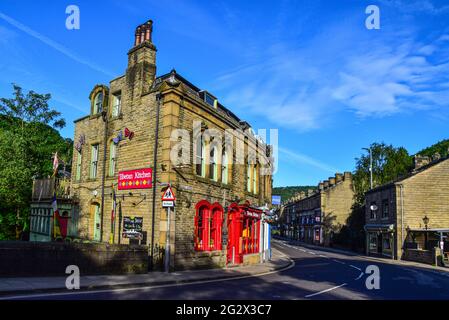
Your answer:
417,139 -> 449,159
352,142 -> 413,204
0,84 -> 72,240
272,186 -> 315,203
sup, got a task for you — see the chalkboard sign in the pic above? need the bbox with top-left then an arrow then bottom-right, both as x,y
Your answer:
122,216 -> 143,240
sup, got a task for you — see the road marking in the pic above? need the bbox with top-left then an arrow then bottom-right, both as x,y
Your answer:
319,255 -> 327,258
305,283 -> 347,298
0,258 -> 296,301
332,259 -> 346,265
308,252 -> 317,255
349,265 -> 362,272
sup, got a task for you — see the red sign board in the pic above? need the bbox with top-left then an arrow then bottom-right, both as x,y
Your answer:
118,168 -> 153,190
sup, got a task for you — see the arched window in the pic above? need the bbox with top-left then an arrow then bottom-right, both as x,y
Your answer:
195,138 -> 206,178
247,163 -> 252,192
253,164 -> 258,194
209,146 -> 218,181
221,151 -> 229,184
210,203 -> 224,251
93,92 -> 103,114
194,201 -> 223,251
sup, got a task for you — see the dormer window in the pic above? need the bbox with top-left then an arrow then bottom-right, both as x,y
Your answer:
202,91 -> 217,109
93,92 -> 103,114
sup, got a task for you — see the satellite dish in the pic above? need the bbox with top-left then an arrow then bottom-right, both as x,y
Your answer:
370,204 -> 378,211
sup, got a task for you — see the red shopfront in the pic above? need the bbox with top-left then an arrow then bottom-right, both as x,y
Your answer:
227,202 -> 262,265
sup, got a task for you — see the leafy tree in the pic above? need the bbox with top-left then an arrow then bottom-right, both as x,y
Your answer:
272,186 -> 315,204
352,142 -> 413,204
0,84 -> 71,240
417,139 -> 449,159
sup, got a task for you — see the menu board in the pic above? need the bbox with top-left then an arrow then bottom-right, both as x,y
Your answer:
122,216 -> 143,240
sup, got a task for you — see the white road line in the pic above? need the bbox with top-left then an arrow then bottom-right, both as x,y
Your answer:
319,255 -> 327,258
304,283 -> 347,298
308,252 -> 317,255
332,259 -> 346,265
349,265 -> 362,272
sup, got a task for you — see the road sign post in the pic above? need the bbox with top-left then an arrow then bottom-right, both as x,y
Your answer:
162,185 -> 176,273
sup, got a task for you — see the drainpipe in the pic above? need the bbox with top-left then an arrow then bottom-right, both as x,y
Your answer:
150,93 -> 162,270
100,95 -> 109,243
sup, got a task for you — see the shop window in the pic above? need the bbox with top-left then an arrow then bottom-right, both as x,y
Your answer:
194,201 -> 223,251
93,92 -> 103,114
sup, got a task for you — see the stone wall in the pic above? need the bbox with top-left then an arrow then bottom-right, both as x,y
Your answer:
403,248 -> 435,265
0,241 -> 148,277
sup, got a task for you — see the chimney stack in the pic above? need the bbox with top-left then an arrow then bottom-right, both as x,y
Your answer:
335,173 -> 343,183
329,177 -> 336,186
414,155 -> 430,170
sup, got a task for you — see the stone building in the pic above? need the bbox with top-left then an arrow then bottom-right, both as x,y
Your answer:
281,172 -> 354,246
70,20 -> 273,270
365,155 -> 449,260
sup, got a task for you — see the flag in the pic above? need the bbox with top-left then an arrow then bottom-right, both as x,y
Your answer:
52,152 -> 59,177
52,194 -> 62,240
110,185 -> 117,244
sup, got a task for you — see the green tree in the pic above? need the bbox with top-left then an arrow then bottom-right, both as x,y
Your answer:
0,84 -> 71,240
352,142 -> 413,204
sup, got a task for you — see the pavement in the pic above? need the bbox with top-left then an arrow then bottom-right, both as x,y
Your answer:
0,247 -> 293,298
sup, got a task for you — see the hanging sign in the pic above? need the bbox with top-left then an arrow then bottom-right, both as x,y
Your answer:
118,168 -> 153,190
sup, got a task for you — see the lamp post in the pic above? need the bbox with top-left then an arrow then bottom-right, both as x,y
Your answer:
423,215 -> 429,250
362,147 -> 373,190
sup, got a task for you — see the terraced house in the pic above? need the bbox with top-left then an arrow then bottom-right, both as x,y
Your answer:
365,154 -> 449,263
69,20 -> 274,270
281,172 -> 355,246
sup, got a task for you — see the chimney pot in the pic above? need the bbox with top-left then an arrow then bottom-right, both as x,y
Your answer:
414,155 -> 430,170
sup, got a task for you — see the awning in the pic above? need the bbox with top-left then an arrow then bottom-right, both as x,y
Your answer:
364,224 -> 395,233
408,228 -> 449,233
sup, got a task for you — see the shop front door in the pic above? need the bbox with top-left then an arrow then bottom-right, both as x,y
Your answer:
377,233 -> 383,254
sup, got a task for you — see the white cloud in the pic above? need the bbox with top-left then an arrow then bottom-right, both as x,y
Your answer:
279,147 -> 339,174
210,10 -> 449,132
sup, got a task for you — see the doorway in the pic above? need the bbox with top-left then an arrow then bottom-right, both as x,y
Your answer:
377,233 -> 383,254
92,203 -> 101,242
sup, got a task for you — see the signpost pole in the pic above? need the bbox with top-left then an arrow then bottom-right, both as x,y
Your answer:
165,206 -> 171,273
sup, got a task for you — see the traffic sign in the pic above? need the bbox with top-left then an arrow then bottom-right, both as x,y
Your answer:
162,201 -> 175,208
162,186 -> 176,201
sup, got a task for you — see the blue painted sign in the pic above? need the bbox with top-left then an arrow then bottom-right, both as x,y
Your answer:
272,195 -> 281,205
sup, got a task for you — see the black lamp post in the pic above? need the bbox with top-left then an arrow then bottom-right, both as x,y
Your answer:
423,215 -> 429,250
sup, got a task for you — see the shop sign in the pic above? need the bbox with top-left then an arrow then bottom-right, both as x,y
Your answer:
244,211 -> 261,219
118,168 -> 152,190
122,216 -> 143,240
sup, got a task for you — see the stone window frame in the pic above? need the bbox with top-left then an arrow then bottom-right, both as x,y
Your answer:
89,85 -> 109,117
108,140 -> 117,177
111,91 -> 122,118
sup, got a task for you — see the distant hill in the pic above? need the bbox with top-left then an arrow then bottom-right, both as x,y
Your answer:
416,139 -> 449,159
272,186 -> 315,204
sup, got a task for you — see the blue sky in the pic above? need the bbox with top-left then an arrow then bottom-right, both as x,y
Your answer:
1,0 -> 449,189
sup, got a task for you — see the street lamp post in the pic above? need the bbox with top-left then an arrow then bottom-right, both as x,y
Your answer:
363,147 -> 373,190
423,215 -> 429,250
